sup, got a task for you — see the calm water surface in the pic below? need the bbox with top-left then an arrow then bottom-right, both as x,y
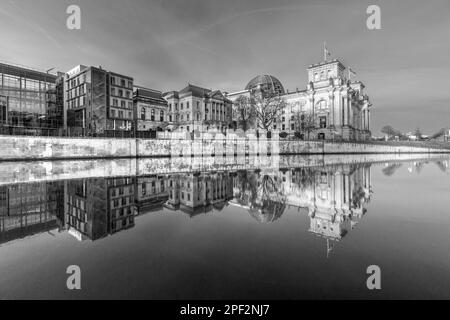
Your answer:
0,155 -> 449,299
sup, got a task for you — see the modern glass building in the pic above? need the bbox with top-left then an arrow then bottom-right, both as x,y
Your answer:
0,62 -> 59,135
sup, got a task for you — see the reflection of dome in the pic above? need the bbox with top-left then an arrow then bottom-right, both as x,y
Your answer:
247,200 -> 285,223
245,75 -> 285,95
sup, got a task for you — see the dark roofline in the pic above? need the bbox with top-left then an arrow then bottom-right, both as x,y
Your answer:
133,85 -> 162,94
108,71 -> 133,80
0,62 -> 58,83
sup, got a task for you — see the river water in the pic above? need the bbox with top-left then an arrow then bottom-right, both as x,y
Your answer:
0,154 -> 449,299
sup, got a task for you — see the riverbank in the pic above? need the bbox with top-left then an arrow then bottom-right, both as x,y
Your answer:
0,153 -> 448,186
0,135 -> 449,161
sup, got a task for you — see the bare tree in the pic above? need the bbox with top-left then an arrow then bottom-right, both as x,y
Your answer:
292,111 -> 315,140
232,95 -> 256,131
381,125 -> 407,140
253,93 -> 287,131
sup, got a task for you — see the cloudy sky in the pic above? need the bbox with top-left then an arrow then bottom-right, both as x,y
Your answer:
1,0 -> 449,134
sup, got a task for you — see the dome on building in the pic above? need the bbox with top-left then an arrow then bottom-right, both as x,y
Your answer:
245,75 -> 285,95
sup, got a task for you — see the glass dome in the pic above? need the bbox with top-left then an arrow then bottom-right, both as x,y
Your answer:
245,75 -> 285,95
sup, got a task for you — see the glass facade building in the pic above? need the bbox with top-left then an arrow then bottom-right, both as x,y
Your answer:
0,62 -> 59,135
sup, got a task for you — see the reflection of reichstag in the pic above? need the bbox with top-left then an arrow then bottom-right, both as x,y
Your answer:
1,163 -> 376,253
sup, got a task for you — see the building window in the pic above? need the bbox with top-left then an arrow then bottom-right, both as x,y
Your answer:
319,116 -> 327,128
160,111 -> 164,122
317,100 -> 327,110
151,109 -> 155,121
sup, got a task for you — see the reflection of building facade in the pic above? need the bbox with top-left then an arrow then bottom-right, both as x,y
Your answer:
0,181 -> 65,244
163,84 -> 233,133
230,164 -> 372,252
66,177 -> 135,241
64,65 -> 134,136
164,172 -> 233,216
0,62 -> 59,134
135,175 -> 169,213
0,162 -> 372,248
0,95 -> 8,125
227,58 -> 372,141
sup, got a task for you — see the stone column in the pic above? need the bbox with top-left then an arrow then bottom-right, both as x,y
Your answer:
342,94 -> 348,126
348,97 -> 353,127
329,91 -> 335,127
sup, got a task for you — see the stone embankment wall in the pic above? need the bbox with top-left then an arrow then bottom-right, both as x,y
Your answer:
0,135 -> 448,161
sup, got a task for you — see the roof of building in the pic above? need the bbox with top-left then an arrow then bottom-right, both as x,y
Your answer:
179,84 -> 211,98
164,84 -> 232,103
0,62 -> 58,83
134,86 -> 166,104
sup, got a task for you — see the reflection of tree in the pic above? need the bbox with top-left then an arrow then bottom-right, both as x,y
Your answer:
382,163 -> 402,176
434,161 -> 448,173
234,170 -> 258,207
352,185 -> 367,208
294,168 -> 315,192
235,171 -> 287,223
413,162 -> 425,174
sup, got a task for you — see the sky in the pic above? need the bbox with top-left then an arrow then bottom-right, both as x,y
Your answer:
0,0 -> 449,134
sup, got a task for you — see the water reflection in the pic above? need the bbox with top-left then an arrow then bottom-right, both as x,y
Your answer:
2,157 -> 446,250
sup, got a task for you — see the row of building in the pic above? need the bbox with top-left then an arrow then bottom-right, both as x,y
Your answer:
0,55 -> 372,140
0,164 -> 372,254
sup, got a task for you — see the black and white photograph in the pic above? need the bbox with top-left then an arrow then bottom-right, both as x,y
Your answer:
0,0 -> 450,306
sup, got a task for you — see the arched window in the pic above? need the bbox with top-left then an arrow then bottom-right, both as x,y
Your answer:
317,100 -> 327,110
314,73 -> 319,81
320,71 -> 325,79
327,70 -> 332,78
